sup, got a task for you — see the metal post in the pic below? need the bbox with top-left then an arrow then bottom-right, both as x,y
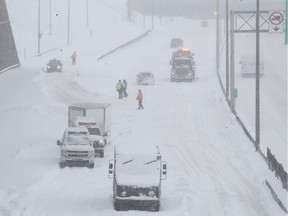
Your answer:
225,0 -> 229,99
216,0 -> 219,76
38,0 -> 40,55
67,0 -> 70,45
230,10 -> 235,113
49,0 -> 52,34
86,0 -> 89,27
255,0 -> 260,150
127,0 -> 131,21
151,0 -> 154,30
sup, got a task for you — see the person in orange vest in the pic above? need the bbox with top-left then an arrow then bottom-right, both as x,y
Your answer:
136,89 -> 144,110
71,51 -> 77,65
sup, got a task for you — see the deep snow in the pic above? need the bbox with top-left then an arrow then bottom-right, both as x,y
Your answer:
0,0 -> 287,215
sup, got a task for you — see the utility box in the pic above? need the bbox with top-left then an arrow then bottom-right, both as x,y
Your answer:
68,103 -> 111,137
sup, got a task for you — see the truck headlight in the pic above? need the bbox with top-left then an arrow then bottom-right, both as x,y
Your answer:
47,66 -> 50,69
57,66 -> 61,69
99,140 -> 104,145
121,191 -> 127,197
148,191 -> 155,198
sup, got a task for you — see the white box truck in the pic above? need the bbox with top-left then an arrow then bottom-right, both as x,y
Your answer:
108,143 -> 167,212
68,103 -> 111,140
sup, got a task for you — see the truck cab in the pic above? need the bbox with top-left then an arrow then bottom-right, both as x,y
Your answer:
170,48 -> 196,82
74,116 -> 106,157
108,144 -> 167,212
57,127 -> 95,168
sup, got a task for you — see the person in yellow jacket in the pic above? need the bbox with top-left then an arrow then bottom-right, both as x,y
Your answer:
116,80 -> 123,99
136,89 -> 144,110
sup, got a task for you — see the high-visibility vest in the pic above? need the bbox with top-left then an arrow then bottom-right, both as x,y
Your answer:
116,82 -> 122,90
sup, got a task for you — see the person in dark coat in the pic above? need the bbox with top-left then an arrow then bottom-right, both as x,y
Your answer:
123,79 -> 128,97
136,89 -> 144,110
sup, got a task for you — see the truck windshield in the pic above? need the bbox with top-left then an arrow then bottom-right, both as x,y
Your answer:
175,59 -> 191,66
87,127 -> 101,136
116,154 -> 160,176
65,136 -> 91,145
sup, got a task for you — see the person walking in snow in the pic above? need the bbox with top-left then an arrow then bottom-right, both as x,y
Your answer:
136,89 -> 144,110
123,79 -> 128,97
71,51 -> 77,65
116,80 -> 123,99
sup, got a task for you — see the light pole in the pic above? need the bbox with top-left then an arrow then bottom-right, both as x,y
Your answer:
67,0 -> 70,45
151,0 -> 154,30
216,0 -> 219,76
49,0 -> 52,35
255,0 -> 260,151
225,0 -> 229,100
38,0 -> 41,55
86,0 -> 89,27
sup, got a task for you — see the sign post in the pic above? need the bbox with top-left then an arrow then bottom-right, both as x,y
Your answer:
285,0 -> 288,45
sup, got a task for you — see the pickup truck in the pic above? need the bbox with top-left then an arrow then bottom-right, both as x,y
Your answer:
57,127 -> 95,168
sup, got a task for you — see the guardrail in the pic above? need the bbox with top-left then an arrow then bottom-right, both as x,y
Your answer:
97,29 -> 151,61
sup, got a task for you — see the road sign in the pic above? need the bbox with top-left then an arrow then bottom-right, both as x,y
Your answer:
269,11 -> 284,33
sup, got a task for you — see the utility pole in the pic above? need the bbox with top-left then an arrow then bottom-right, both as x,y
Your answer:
225,0 -> 229,100
151,0 -> 154,30
67,0 -> 70,45
216,0 -> 219,76
49,0 -> 52,34
230,10 -> 235,113
255,0 -> 260,151
38,0 -> 41,55
86,0 -> 89,27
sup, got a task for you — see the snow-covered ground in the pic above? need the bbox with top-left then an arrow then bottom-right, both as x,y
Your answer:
0,0 -> 287,215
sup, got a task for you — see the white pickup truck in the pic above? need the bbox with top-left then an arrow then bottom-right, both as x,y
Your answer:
57,127 -> 95,168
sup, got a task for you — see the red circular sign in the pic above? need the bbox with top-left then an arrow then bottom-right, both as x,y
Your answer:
269,12 -> 283,25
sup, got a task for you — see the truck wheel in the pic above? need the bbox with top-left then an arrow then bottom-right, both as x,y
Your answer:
59,162 -> 65,168
100,151 -> 104,158
89,163 -> 94,168
114,201 -> 121,211
152,204 -> 160,212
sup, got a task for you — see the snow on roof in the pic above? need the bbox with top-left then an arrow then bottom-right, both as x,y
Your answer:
114,143 -> 160,156
69,103 -> 111,109
75,116 -> 97,123
66,127 -> 89,133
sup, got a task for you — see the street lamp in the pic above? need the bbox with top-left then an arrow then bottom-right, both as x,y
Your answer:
49,0 -> 52,35
67,0 -> 70,45
86,0 -> 89,27
225,0 -> 229,99
255,0 -> 260,151
38,0 -> 41,55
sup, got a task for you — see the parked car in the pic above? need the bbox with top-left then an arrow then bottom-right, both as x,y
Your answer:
57,127 -> 95,168
170,38 -> 183,48
136,72 -> 155,85
46,58 -> 62,72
